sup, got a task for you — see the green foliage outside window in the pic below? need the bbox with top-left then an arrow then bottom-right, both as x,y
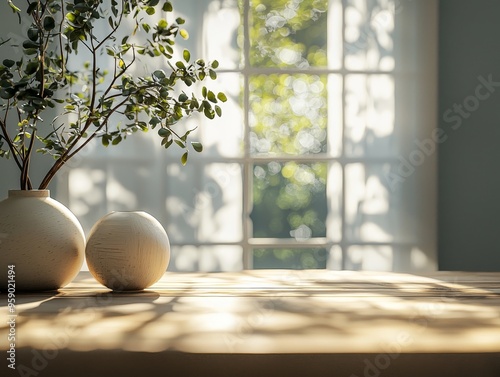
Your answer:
247,0 -> 329,269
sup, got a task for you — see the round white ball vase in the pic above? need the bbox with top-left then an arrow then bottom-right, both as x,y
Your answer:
0,190 -> 85,291
85,211 -> 170,291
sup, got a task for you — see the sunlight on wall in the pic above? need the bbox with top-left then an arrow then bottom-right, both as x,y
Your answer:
344,0 -> 395,70
56,0 -> 437,273
204,1 -> 241,69
107,178 -> 138,209
345,75 -> 395,156
347,245 -> 393,270
345,163 -> 395,242
171,245 -> 243,272
69,169 -> 106,218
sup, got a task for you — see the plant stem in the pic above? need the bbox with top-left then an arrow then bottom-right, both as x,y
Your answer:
0,121 -> 22,171
21,130 -> 36,190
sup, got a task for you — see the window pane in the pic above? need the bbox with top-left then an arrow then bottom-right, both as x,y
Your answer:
249,0 -> 328,68
203,0 -> 242,69
251,162 -> 327,238
344,0 -> 395,71
250,74 -> 327,155
166,163 -> 243,243
186,73 -> 244,158
253,248 -> 327,269
345,74 -> 395,157
345,163 -> 398,242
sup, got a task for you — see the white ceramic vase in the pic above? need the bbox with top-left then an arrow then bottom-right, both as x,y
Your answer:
0,190 -> 85,291
85,211 -> 170,291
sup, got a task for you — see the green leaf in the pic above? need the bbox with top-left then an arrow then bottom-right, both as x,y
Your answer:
24,48 -> 37,56
178,93 -> 188,102
23,40 -> 38,49
204,106 -> 215,119
162,2 -> 173,12
176,17 -> 185,25
0,88 -> 15,99
146,7 -> 155,15
211,60 -> 219,69
202,86 -> 207,98
153,70 -> 166,80
149,117 -> 161,127
102,137 -> 109,147
209,69 -> 217,80
24,61 -> 38,75
3,59 -> 15,68
181,151 -> 188,165
26,2 -> 37,14
73,3 -> 91,12
183,49 -> 190,62
112,136 -> 122,145
163,138 -> 173,148
215,105 -> 222,117
191,141 -> 203,152
179,29 -> 189,39
8,0 -> 21,13
175,61 -> 185,69
27,28 -> 38,42
207,90 -> 217,103
158,128 -> 170,137
43,16 -> 55,31
217,92 -> 228,102
112,0 -> 119,16
158,19 -> 168,29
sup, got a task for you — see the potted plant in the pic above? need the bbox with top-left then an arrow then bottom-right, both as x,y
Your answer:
0,0 -> 226,290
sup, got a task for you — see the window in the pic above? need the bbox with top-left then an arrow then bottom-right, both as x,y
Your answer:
59,0 -> 438,272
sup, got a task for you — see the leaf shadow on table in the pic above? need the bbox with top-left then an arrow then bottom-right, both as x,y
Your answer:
2,270 -> 500,356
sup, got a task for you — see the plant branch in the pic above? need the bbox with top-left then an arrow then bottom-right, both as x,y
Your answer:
101,47 -> 136,102
38,95 -> 130,189
0,99 -> 23,168
0,119 -> 23,170
66,98 -> 131,161
21,128 -> 36,189
58,0 -> 66,77
94,0 -> 125,51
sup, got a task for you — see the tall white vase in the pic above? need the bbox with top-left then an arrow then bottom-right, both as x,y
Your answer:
0,190 -> 85,291
85,211 -> 170,291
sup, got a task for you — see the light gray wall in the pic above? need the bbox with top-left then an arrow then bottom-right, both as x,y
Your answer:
438,0 -> 500,270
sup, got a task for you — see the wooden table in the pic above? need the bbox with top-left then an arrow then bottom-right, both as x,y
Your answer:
1,270 -> 500,376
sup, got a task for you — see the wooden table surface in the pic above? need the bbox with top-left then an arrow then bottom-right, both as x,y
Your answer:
1,270 -> 500,376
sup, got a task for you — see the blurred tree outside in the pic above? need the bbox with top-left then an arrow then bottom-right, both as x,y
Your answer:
247,0 -> 329,269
